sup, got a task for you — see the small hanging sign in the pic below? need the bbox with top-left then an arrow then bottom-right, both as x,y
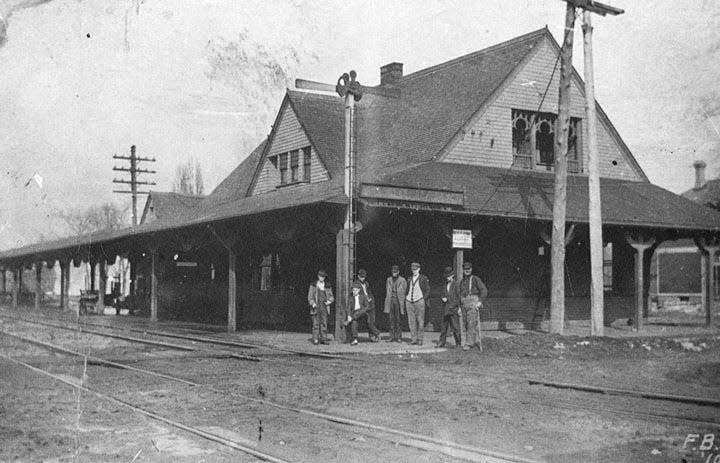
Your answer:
452,229 -> 472,249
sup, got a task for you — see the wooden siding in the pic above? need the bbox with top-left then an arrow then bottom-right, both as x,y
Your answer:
443,39 -> 641,181
252,105 -> 330,195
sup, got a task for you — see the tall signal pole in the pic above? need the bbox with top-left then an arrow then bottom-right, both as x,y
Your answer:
113,145 -> 156,226
563,0 -> 624,336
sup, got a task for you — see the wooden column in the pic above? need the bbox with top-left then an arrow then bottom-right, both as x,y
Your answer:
59,261 -> 66,309
150,248 -> 158,322
626,235 -> 655,331
454,250 -> 464,281
697,243 -> 719,326
89,260 -> 96,292
97,259 -> 106,315
12,267 -> 19,309
335,228 -> 348,343
1,268 -> 6,293
228,250 -> 237,333
34,262 -> 42,310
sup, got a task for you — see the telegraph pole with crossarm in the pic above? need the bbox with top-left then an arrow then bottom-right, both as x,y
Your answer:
112,145 -> 156,226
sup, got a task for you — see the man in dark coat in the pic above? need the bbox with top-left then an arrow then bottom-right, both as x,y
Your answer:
405,262 -> 431,345
307,269 -> 334,345
355,269 -> 381,342
436,266 -> 462,348
384,265 -> 407,342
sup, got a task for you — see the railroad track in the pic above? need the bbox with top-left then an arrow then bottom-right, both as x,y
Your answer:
0,330 -> 542,463
3,311 -> 719,431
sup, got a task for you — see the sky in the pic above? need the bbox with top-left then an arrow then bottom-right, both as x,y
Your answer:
1,0 -> 719,250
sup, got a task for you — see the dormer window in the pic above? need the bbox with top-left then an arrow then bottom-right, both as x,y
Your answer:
512,109 -> 582,172
270,146 -> 312,188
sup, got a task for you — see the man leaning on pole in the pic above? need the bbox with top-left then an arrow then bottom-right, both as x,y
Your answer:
458,262 -> 487,351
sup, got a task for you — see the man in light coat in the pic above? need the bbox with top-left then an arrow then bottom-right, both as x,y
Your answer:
384,265 -> 406,343
405,262 -> 430,345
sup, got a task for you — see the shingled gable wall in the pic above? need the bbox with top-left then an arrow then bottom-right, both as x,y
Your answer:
442,37 -> 642,181
251,102 -> 330,195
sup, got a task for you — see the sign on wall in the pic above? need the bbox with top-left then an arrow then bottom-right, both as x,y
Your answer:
452,229 -> 472,249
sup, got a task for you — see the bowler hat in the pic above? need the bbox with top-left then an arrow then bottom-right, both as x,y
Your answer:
391,265 -> 400,272
357,269 -> 367,277
462,262 -> 472,270
443,266 -> 454,277
351,281 -> 363,289
317,269 -> 327,277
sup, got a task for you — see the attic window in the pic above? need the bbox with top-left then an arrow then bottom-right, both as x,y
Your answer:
279,153 -> 289,184
273,146 -> 312,188
290,150 -> 299,182
511,109 -> 582,172
302,147 -> 311,182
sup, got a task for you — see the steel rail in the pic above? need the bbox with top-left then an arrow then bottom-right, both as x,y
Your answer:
0,352 -> 291,463
1,330 -> 544,463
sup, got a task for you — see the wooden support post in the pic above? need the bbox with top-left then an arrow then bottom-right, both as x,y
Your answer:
1,268 -> 6,293
34,262 -> 42,310
702,246 -> 719,326
150,248 -> 158,322
550,2 -> 576,335
228,250 -> 237,333
626,234 -> 655,331
335,228 -> 348,343
63,261 -> 70,310
89,260 -> 96,292
12,267 -> 19,309
454,250 -> 464,281
98,259 -> 106,315
59,261 -> 66,309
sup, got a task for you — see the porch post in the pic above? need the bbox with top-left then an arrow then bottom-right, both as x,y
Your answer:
89,259 -> 96,292
626,234 -> 655,331
150,248 -> 158,322
228,250 -> 237,333
1,268 -> 6,293
704,246 -> 718,326
454,250 -> 464,280
12,267 -> 19,309
63,261 -> 71,310
34,262 -> 42,310
97,259 -> 106,315
59,261 -> 66,309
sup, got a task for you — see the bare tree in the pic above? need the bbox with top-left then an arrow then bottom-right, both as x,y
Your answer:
57,202 -> 129,236
173,158 -> 204,196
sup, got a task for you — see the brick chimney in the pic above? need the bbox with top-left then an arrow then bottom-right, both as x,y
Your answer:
693,160 -> 707,189
380,62 -> 403,85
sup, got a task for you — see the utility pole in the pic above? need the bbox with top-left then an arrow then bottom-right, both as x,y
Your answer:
563,0 -> 624,336
112,145 -> 156,226
549,2 -> 577,335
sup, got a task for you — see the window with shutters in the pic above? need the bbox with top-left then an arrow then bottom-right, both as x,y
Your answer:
272,146 -> 312,188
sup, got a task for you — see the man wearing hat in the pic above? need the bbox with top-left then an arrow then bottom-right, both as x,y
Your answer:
458,262 -> 488,351
436,266 -> 462,348
405,262 -> 431,345
384,265 -> 407,342
345,281 -> 369,345
307,269 -> 334,345
354,269 -> 381,342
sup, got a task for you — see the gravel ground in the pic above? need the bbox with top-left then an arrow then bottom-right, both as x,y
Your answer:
1,312 -> 719,463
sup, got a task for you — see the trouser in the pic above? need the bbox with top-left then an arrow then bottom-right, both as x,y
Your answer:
347,319 -> 359,340
366,308 -> 381,337
311,307 -> 328,342
461,306 -> 481,348
406,298 -> 425,343
348,308 -> 380,340
438,312 -> 461,346
388,298 -> 402,341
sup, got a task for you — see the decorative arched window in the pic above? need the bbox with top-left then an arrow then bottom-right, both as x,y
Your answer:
511,109 -> 582,172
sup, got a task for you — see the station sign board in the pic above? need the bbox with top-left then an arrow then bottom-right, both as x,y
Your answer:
452,229 -> 472,249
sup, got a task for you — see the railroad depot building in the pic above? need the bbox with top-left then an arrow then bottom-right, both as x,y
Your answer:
1,28 -> 719,336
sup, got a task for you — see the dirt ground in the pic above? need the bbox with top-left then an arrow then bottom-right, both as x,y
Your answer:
1,312 -> 719,463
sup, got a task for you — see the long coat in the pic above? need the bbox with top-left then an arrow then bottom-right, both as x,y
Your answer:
384,276 -> 407,315
307,281 -> 335,311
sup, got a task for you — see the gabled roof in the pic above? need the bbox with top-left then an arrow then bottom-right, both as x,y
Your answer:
140,191 -> 204,224
682,178 -> 720,211
363,163 -> 720,231
203,139 -> 267,205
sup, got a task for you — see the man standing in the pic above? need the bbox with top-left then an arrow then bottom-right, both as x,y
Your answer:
458,262 -> 487,351
354,269 -> 381,342
307,269 -> 334,345
436,266 -> 462,348
405,262 -> 430,345
384,265 -> 406,343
